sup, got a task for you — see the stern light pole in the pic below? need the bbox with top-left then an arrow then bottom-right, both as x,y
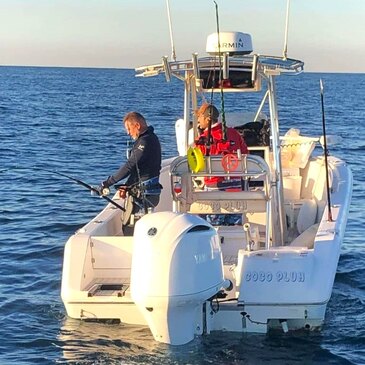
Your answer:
320,79 -> 333,222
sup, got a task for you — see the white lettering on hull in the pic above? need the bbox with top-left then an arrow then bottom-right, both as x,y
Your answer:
245,271 -> 306,283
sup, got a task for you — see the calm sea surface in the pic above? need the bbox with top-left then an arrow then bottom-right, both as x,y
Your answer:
0,66 -> 364,364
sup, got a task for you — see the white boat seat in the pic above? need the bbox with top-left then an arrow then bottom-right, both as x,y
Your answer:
90,236 -> 133,269
281,129 -> 316,169
296,199 -> 317,234
290,223 -> 319,249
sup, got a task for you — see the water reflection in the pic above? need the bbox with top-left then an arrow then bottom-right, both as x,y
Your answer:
57,318 -> 353,365
58,318 -> 162,364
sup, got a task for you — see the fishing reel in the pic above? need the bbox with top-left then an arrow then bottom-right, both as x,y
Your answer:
128,185 -> 142,198
91,186 -> 110,197
115,184 -> 142,200
100,187 -> 110,196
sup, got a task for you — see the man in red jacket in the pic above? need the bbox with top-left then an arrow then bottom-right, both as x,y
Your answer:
195,102 -> 248,190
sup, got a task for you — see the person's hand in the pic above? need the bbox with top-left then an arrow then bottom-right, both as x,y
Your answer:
195,136 -> 207,145
117,185 -> 128,199
97,182 -> 110,196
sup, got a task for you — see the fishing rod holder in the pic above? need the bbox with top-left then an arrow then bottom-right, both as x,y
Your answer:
223,52 -> 229,80
192,53 -> 200,80
163,56 -> 172,82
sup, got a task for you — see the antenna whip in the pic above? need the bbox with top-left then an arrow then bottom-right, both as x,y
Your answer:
283,0 -> 291,59
320,79 -> 333,222
166,0 -> 177,61
214,1 -> 227,141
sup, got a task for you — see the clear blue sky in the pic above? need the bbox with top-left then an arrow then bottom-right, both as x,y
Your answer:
0,0 -> 364,72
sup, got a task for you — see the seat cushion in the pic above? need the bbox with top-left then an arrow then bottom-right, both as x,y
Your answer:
297,199 -> 317,234
291,223 -> 319,249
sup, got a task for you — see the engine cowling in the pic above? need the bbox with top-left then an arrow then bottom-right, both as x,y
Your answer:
130,211 -> 225,345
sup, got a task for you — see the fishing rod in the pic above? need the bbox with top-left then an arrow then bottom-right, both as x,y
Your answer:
39,168 -> 126,212
2,166 -> 126,212
213,0 -> 227,142
320,79 -> 333,222
203,1 -> 223,157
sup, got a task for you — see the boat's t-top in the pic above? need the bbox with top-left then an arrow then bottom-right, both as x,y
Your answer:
136,31 -> 303,91
135,31 -> 305,246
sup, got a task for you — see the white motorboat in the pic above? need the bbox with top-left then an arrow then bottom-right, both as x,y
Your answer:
61,30 -> 352,345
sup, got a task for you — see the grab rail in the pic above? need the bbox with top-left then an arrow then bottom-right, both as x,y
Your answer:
170,154 -> 271,201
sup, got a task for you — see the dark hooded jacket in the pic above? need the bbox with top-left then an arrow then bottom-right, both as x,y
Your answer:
103,126 -> 161,188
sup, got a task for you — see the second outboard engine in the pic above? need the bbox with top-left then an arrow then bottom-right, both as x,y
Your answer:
130,211 -> 228,345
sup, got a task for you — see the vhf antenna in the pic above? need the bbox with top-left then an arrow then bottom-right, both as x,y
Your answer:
283,0 -> 291,59
166,0 -> 177,61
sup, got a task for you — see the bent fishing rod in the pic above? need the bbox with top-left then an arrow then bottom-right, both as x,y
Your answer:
2,166 -> 126,212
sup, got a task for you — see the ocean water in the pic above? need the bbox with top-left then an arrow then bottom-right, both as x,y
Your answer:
0,66 -> 364,365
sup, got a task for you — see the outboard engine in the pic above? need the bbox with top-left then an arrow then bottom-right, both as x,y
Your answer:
130,211 -> 227,345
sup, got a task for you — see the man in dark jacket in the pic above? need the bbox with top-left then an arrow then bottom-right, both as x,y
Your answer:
100,112 -> 162,220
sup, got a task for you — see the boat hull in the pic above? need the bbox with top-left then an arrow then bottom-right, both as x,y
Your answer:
61,154 -> 352,344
